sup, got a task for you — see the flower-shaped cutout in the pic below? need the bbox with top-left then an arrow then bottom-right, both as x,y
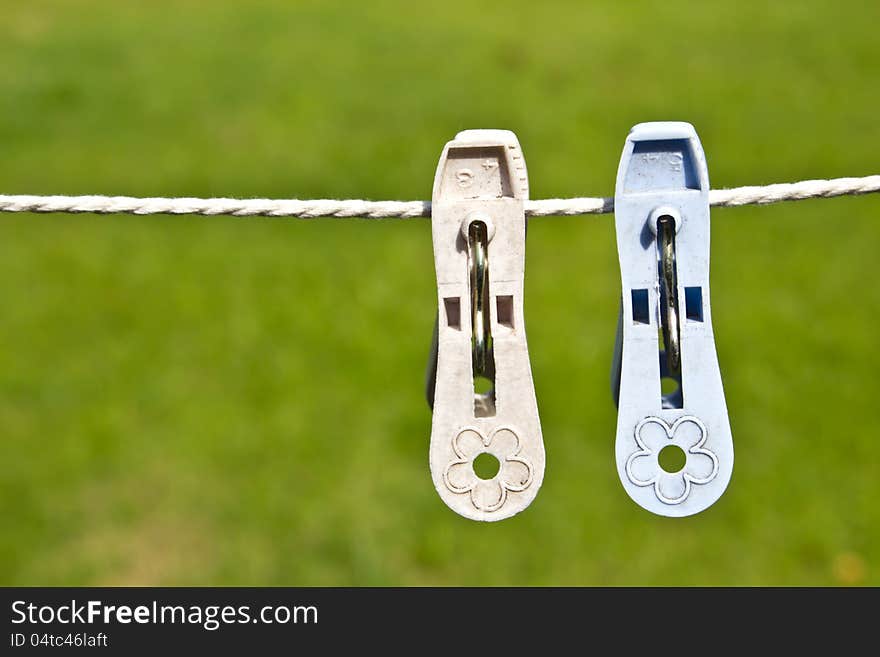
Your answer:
626,416 -> 718,505
443,427 -> 533,512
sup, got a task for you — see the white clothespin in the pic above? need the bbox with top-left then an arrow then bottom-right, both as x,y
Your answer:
611,122 -> 733,516
426,129 -> 545,521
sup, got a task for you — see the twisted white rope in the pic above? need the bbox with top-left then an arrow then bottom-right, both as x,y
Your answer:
1,175 -> 877,219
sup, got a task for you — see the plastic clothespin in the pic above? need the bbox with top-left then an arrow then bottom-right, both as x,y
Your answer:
611,121 -> 733,517
425,129 -> 545,521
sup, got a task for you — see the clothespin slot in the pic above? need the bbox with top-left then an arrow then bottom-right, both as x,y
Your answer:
426,130 -> 545,521
467,218 -> 496,416
611,122 -> 733,517
657,213 -> 681,378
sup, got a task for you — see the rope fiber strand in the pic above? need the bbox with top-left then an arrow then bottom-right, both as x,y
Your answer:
1,175 -> 878,219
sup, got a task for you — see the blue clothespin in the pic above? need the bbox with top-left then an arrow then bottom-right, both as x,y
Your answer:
611,122 -> 733,516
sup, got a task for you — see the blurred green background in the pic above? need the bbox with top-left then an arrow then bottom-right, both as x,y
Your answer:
1,0 -> 878,586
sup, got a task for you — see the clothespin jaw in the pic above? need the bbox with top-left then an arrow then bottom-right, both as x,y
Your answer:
427,129 -> 544,521
612,122 -> 733,517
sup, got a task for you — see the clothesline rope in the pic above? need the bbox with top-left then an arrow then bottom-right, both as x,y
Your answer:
1,175 -> 878,219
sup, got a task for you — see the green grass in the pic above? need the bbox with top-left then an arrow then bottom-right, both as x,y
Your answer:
1,0 -> 878,585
